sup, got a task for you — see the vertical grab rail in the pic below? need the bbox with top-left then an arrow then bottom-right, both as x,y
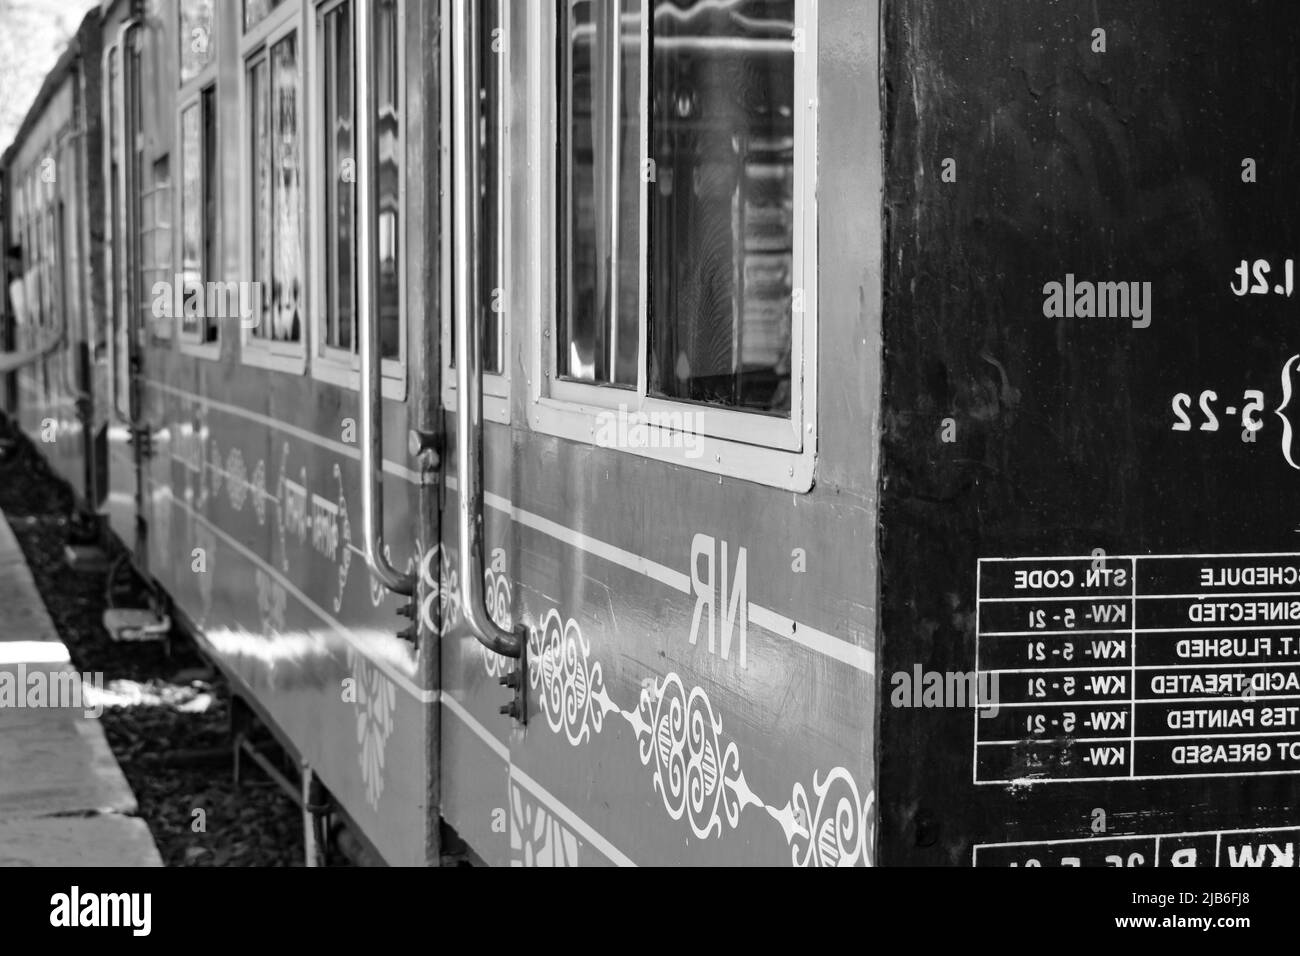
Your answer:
357,1 -> 415,597
451,0 -> 527,719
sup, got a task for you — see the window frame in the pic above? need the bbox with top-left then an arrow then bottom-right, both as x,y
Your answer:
176,1 -> 219,357
440,0 -> 511,425
175,85 -> 221,356
141,153 -> 174,344
308,0 -> 408,401
526,0 -> 818,491
239,6 -> 309,373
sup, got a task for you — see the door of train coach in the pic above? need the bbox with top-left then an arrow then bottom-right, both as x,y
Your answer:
101,20 -> 148,561
438,0 -> 881,866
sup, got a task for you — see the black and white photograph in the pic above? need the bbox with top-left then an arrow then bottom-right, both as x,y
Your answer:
0,0 -> 1291,935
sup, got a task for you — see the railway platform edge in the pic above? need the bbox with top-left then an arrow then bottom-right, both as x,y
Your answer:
0,508 -> 162,866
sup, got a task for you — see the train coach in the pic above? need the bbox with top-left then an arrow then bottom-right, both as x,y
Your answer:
4,0 -> 1300,868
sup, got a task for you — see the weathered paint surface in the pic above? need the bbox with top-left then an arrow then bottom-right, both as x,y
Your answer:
881,0 -> 1300,863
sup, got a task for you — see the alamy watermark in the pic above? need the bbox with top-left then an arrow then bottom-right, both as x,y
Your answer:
151,274 -> 262,329
0,665 -> 104,719
1042,274 -> 1152,329
890,665 -> 1000,718
50,887 -> 151,936
593,404 -> 706,459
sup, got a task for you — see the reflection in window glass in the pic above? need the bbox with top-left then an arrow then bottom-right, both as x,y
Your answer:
251,61 -> 270,337
479,0 -> 503,374
244,0 -> 287,33
376,0 -> 401,361
179,103 -> 202,336
246,35 -> 303,345
179,0 -> 215,83
322,1 -> 356,352
318,0 -> 403,361
648,0 -> 795,415
143,155 -> 173,341
558,0 -> 640,387
271,34 -> 303,343
249,57 -> 272,339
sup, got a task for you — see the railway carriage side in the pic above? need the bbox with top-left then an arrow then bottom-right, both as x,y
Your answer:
94,0 -> 443,866
435,0 -> 882,866
1,15 -> 107,513
4,0 -> 885,867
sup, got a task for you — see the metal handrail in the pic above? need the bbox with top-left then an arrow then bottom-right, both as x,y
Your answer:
452,0 -> 524,663
0,332 -> 62,375
356,0 -> 415,596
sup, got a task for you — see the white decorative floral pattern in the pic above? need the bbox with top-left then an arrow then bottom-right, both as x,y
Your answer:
251,457 -> 267,524
526,609 -> 621,745
226,447 -> 248,511
624,673 -> 764,839
481,550 -> 514,678
420,544 -> 460,636
275,443 -> 290,571
509,780 -> 581,867
438,547 -> 875,865
348,647 -> 397,810
333,463 -> 351,612
769,768 -> 875,867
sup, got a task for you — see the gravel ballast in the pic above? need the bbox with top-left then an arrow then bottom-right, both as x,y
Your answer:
0,417 -> 305,866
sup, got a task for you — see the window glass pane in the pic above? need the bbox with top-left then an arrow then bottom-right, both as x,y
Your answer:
180,103 -> 202,337
318,1 -> 401,362
249,57 -> 273,339
180,0 -> 215,83
144,155 -> 172,340
614,0 -> 642,384
377,0 -> 401,361
325,1 -> 361,353
105,50 -> 118,349
244,0 -> 287,33
558,0 -> 639,386
323,2 -> 356,352
480,0 -> 502,374
201,86 -> 219,343
648,0 -> 795,415
270,34 -> 303,343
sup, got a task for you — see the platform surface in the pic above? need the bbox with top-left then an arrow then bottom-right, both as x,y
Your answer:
0,509 -> 162,866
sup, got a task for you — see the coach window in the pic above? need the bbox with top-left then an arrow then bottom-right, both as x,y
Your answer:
27,180 -> 41,327
442,0 -> 510,424
178,91 -> 219,348
43,194 -> 56,331
43,193 -> 55,399
241,4 -> 306,372
177,0 -> 219,354
35,178 -> 48,328
311,0 -> 406,398
142,155 -> 173,344
27,179 -> 41,329
532,0 -> 817,490
10,187 -> 24,331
